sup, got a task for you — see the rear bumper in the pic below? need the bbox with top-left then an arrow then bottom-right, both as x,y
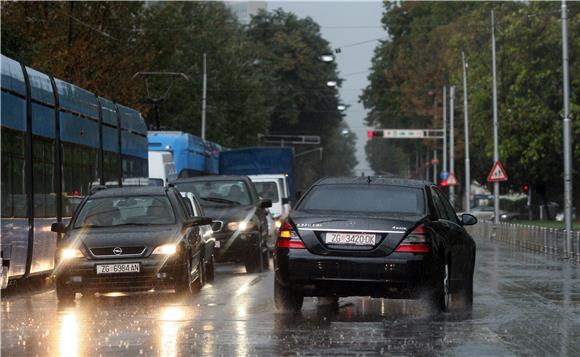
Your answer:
274,248 -> 436,298
55,256 -> 181,293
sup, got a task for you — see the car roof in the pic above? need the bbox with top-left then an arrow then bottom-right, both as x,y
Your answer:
89,186 -> 171,198
314,176 -> 430,189
174,175 -> 249,183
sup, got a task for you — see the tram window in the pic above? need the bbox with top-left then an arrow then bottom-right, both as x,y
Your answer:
1,128 -> 27,218
32,137 -> 57,218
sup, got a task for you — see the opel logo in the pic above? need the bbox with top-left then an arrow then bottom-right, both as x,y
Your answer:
112,247 -> 123,255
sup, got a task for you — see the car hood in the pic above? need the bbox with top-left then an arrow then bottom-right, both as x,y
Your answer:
202,204 -> 257,223
64,225 -> 183,252
289,211 -> 427,257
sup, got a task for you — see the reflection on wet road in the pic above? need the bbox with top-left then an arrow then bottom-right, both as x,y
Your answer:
2,237 -> 580,356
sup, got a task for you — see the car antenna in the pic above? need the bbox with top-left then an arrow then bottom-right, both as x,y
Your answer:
367,176 -> 372,184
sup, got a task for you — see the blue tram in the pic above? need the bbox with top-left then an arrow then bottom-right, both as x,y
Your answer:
0,55 -> 149,285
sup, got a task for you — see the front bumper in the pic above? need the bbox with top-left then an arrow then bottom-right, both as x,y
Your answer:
274,248 -> 435,298
213,231 -> 261,262
55,255 -> 182,293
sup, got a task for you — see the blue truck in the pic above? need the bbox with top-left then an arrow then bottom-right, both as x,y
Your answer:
219,147 -> 296,203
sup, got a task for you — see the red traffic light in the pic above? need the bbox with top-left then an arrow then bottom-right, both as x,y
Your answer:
439,180 -> 448,187
522,184 -> 529,192
367,130 -> 383,138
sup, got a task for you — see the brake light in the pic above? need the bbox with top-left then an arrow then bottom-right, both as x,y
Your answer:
276,221 -> 305,249
395,225 -> 430,253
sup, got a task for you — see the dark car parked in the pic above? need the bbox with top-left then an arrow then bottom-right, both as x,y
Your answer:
174,176 -> 272,273
273,177 -> 477,312
51,186 -> 214,302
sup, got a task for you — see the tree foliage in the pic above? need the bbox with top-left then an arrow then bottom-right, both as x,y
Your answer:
1,2 -> 358,189
362,1 -> 580,208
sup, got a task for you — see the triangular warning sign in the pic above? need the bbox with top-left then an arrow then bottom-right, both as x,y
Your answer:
487,161 -> 508,182
446,172 -> 458,186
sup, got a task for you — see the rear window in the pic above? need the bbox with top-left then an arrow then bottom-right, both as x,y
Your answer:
254,181 -> 280,203
298,184 -> 425,215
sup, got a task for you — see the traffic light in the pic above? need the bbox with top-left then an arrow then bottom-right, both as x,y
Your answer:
439,180 -> 448,187
367,130 -> 383,138
522,184 -> 529,192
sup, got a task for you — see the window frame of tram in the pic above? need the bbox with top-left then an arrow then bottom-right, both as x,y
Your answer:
1,127 -> 27,219
62,142 -> 99,214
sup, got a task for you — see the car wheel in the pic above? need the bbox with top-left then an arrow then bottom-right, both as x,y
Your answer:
458,258 -> 474,309
245,243 -> 264,274
274,277 -> 303,312
431,262 -> 450,313
56,281 -> 75,302
175,257 -> 194,295
192,258 -> 204,292
262,244 -> 270,270
206,254 -> 215,283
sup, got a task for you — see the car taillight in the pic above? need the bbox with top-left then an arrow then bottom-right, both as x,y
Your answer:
276,222 -> 305,249
395,225 -> 430,253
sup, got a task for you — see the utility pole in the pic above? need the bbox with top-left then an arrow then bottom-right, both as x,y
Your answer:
201,53 -> 208,140
449,86 -> 455,206
561,0 -> 573,256
491,10 -> 500,224
433,150 -> 438,184
462,51 -> 471,212
442,86 -> 447,176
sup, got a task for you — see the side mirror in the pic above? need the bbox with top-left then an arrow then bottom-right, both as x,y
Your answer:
51,222 -> 68,234
461,213 -> 478,226
186,216 -> 213,227
259,199 -> 272,208
282,197 -> 290,205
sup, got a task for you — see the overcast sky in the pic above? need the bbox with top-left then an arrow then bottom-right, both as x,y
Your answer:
268,1 -> 386,175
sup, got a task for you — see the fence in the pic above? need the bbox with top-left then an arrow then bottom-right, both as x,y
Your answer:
467,222 -> 580,263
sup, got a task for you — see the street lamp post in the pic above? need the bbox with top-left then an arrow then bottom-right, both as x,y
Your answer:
442,86 -> 448,177
201,53 -> 207,140
561,0 -> 573,256
491,11 -> 500,224
449,86 -> 455,206
462,51 -> 471,212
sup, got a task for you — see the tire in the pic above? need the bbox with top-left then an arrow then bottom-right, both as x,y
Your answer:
175,257 -> 194,295
192,258 -> 204,292
274,277 -> 303,312
56,282 -> 75,302
458,258 -> 474,309
431,262 -> 451,313
262,245 -> 270,270
245,242 -> 264,274
206,255 -> 215,283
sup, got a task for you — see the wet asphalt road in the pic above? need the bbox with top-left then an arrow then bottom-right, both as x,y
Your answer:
2,237 -> 580,357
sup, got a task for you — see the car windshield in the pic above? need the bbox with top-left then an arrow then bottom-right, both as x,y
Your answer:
175,181 -> 251,206
253,182 -> 280,203
74,195 -> 175,228
298,184 -> 425,215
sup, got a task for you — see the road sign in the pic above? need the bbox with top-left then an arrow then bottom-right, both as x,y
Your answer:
487,160 -> 508,182
440,171 -> 449,181
367,129 -> 444,139
446,172 -> 458,186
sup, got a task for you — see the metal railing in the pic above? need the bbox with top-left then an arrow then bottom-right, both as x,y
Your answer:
467,222 -> 580,263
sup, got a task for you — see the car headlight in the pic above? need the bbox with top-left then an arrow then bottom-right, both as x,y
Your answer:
152,244 -> 177,255
275,220 -> 282,229
60,248 -> 84,259
500,214 -> 508,219
227,221 -> 256,231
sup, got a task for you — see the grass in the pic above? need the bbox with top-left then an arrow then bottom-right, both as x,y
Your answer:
511,220 -> 580,230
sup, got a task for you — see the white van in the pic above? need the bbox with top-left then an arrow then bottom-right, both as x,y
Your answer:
148,151 -> 177,186
249,174 -> 291,220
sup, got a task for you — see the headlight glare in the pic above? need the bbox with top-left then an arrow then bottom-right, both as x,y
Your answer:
61,248 -> 84,259
227,221 -> 255,231
152,244 -> 177,255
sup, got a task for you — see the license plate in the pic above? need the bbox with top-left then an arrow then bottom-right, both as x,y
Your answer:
325,232 -> 376,246
96,263 -> 140,274
215,241 -> 221,248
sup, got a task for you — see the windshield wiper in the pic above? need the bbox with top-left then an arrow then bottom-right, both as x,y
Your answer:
76,224 -> 108,228
110,222 -> 157,227
201,197 -> 240,205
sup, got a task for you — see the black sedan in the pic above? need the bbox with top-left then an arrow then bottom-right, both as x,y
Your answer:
273,177 -> 477,312
51,186 -> 214,302
174,176 -> 272,273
